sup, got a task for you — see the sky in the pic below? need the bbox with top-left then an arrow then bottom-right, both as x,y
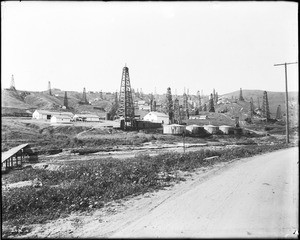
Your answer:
1,1 -> 298,95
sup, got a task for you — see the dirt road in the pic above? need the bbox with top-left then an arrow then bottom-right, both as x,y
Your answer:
111,147 -> 299,238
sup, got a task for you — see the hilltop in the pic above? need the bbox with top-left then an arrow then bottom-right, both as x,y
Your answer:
1,88 -> 298,123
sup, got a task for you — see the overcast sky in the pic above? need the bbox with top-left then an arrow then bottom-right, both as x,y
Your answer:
1,1 -> 298,95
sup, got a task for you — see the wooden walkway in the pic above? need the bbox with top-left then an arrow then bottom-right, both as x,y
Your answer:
1,143 -> 33,172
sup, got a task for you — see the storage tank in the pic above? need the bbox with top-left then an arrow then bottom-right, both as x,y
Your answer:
219,125 -> 233,134
204,124 -> 219,134
186,124 -> 206,136
163,124 -> 185,135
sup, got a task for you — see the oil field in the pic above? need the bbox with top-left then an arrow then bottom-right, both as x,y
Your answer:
1,2 -> 298,239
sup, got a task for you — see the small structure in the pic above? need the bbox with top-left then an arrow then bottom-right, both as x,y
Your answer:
143,111 -> 170,125
199,115 -> 208,120
219,125 -> 233,134
73,114 -> 100,122
186,124 -> 206,136
163,124 -> 185,135
204,124 -> 219,134
2,144 -> 37,172
50,115 -> 72,123
32,110 -> 73,120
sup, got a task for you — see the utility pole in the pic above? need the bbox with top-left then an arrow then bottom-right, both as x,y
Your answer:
274,61 -> 298,144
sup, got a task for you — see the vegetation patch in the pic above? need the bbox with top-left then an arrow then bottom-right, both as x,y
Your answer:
2,143 -> 289,231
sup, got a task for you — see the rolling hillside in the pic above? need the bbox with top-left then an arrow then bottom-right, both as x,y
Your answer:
1,88 -> 298,123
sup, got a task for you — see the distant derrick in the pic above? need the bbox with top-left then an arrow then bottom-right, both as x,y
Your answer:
208,93 -> 215,112
173,98 -> 180,124
239,88 -> 244,101
82,87 -> 88,103
10,75 -> 16,90
63,91 -> 68,108
48,81 -> 52,95
117,66 -> 135,126
249,97 -> 254,119
166,87 -> 174,123
183,93 -> 189,119
262,91 -> 270,120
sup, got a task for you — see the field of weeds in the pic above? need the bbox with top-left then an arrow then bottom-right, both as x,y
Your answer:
2,143 -> 291,234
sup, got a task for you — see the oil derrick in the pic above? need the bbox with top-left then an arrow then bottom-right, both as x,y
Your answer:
82,87 -> 88,104
118,65 -> 135,128
239,88 -> 244,101
249,97 -> 254,119
48,81 -> 52,95
10,74 -> 16,90
150,93 -> 154,111
174,98 -> 180,124
262,91 -> 270,120
100,90 -> 103,99
166,87 -> 174,123
276,105 -> 282,120
63,91 -> 68,108
208,93 -> 215,112
197,91 -> 202,112
183,92 -> 189,119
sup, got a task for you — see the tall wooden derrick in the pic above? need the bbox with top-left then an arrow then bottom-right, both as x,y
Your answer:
208,93 -> 215,112
239,88 -> 244,101
48,81 -> 52,95
118,66 -> 135,128
173,98 -> 180,124
183,93 -> 189,119
82,87 -> 88,103
10,75 -> 16,90
63,91 -> 68,108
262,91 -> 270,120
249,97 -> 254,119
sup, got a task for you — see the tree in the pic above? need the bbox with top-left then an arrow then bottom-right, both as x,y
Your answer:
215,92 -> 219,105
166,87 -> 174,123
203,103 -> 207,111
63,91 -> 68,108
262,91 -> 270,120
239,88 -> 244,101
208,93 -> 215,112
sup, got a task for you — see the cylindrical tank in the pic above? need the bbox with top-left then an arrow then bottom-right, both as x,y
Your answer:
204,124 -> 219,134
219,125 -> 233,134
163,124 -> 185,135
186,124 -> 205,136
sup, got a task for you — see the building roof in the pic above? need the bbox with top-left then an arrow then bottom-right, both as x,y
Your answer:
74,114 -> 100,118
2,144 -> 29,163
145,111 -> 169,118
34,110 -> 73,116
52,115 -> 71,119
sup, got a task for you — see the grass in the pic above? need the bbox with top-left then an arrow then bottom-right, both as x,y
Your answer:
2,143 -> 290,230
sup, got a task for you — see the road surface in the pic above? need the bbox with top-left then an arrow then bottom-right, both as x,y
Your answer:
111,147 -> 299,238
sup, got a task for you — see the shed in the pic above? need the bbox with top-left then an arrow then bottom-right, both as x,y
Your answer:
219,125 -> 233,134
163,124 -> 185,135
32,110 -> 73,120
186,124 -> 206,136
204,124 -> 219,134
50,115 -> 71,123
143,111 -> 170,125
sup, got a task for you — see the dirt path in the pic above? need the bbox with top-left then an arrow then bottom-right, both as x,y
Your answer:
111,147 -> 299,238
19,147 -> 298,238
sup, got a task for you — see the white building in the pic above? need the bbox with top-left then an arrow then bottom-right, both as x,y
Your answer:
32,110 -> 73,120
73,114 -> 100,122
50,115 -> 71,123
143,111 -> 170,125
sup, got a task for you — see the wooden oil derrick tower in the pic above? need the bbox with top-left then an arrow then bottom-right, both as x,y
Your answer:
48,81 -> 52,95
10,74 -> 16,90
82,87 -> 88,103
118,65 -> 135,129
